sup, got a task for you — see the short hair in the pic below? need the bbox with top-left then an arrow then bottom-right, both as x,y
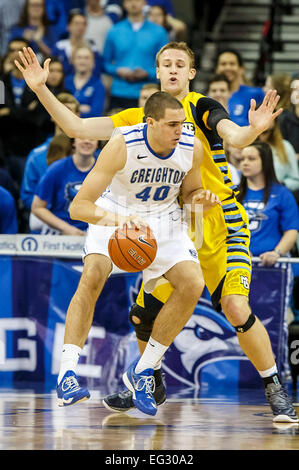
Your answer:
56,92 -> 80,113
208,73 -> 231,90
156,42 -> 195,68
8,37 -> 30,48
46,134 -> 73,166
140,83 -> 160,93
216,48 -> 244,67
144,91 -> 183,120
48,55 -> 63,66
67,10 -> 86,24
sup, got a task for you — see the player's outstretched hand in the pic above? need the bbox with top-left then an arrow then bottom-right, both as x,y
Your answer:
248,89 -> 283,134
191,190 -> 221,211
14,47 -> 50,93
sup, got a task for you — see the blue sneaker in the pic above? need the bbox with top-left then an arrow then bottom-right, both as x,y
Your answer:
103,370 -> 166,413
122,359 -> 157,416
57,370 -> 90,407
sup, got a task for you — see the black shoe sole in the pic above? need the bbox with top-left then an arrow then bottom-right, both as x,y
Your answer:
102,394 -> 166,413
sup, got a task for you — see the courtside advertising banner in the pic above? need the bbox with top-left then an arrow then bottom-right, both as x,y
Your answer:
0,235 -> 292,391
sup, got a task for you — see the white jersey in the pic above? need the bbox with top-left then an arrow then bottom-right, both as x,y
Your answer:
96,123 -> 195,218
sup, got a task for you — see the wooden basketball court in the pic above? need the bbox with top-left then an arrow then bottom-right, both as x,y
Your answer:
1,386 -> 299,451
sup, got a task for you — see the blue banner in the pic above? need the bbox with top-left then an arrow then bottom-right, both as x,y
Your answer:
0,256 -> 292,392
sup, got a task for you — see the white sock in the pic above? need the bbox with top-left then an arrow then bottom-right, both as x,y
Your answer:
135,337 -> 168,374
57,344 -> 82,384
258,364 -> 278,378
154,360 -> 162,371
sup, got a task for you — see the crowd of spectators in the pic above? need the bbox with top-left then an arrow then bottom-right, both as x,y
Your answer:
0,0 -> 179,233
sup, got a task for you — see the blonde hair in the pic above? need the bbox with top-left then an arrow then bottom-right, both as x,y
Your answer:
140,83 -> 160,92
269,74 -> 292,110
156,41 -> 195,68
56,92 -> 80,114
265,120 -> 288,164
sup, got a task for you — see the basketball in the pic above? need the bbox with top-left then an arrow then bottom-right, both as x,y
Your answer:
108,223 -> 157,272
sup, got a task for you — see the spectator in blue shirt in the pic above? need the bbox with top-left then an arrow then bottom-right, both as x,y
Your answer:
237,142 -> 299,265
51,11 -> 103,77
103,0 -> 168,109
20,92 -> 80,210
9,0 -> 59,60
28,133 -> 73,233
31,138 -> 98,235
65,46 -> 106,118
216,49 -> 265,127
0,186 -> 18,234
45,0 -> 67,40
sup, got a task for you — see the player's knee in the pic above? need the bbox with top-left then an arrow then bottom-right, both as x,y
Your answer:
177,276 -> 204,301
221,295 -> 251,327
129,303 -> 158,342
81,259 -> 112,293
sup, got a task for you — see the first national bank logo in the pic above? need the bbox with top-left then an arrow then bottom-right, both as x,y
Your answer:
21,236 -> 39,252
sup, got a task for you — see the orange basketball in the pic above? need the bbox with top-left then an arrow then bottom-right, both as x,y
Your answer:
108,223 -> 157,272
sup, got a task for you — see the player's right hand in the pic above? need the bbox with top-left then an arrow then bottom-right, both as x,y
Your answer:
191,190 -> 221,211
14,47 -> 50,92
122,215 -> 147,230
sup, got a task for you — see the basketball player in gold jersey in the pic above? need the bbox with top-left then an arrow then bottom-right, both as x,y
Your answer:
15,44 -> 298,422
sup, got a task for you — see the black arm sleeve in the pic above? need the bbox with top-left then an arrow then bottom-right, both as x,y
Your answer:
195,96 -> 230,132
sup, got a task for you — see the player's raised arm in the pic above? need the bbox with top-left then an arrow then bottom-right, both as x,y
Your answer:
14,47 -> 114,140
216,89 -> 283,148
181,137 -> 221,211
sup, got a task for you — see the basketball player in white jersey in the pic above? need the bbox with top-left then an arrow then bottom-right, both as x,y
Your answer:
54,91 -> 220,412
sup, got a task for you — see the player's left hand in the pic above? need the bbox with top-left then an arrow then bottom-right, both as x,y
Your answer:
259,250 -> 280,266
248,89 -> 283,134
191,190 -> 221,211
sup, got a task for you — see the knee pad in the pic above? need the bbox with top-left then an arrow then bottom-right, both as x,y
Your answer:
234,313 -> 256,333
129,303 -> 159,342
